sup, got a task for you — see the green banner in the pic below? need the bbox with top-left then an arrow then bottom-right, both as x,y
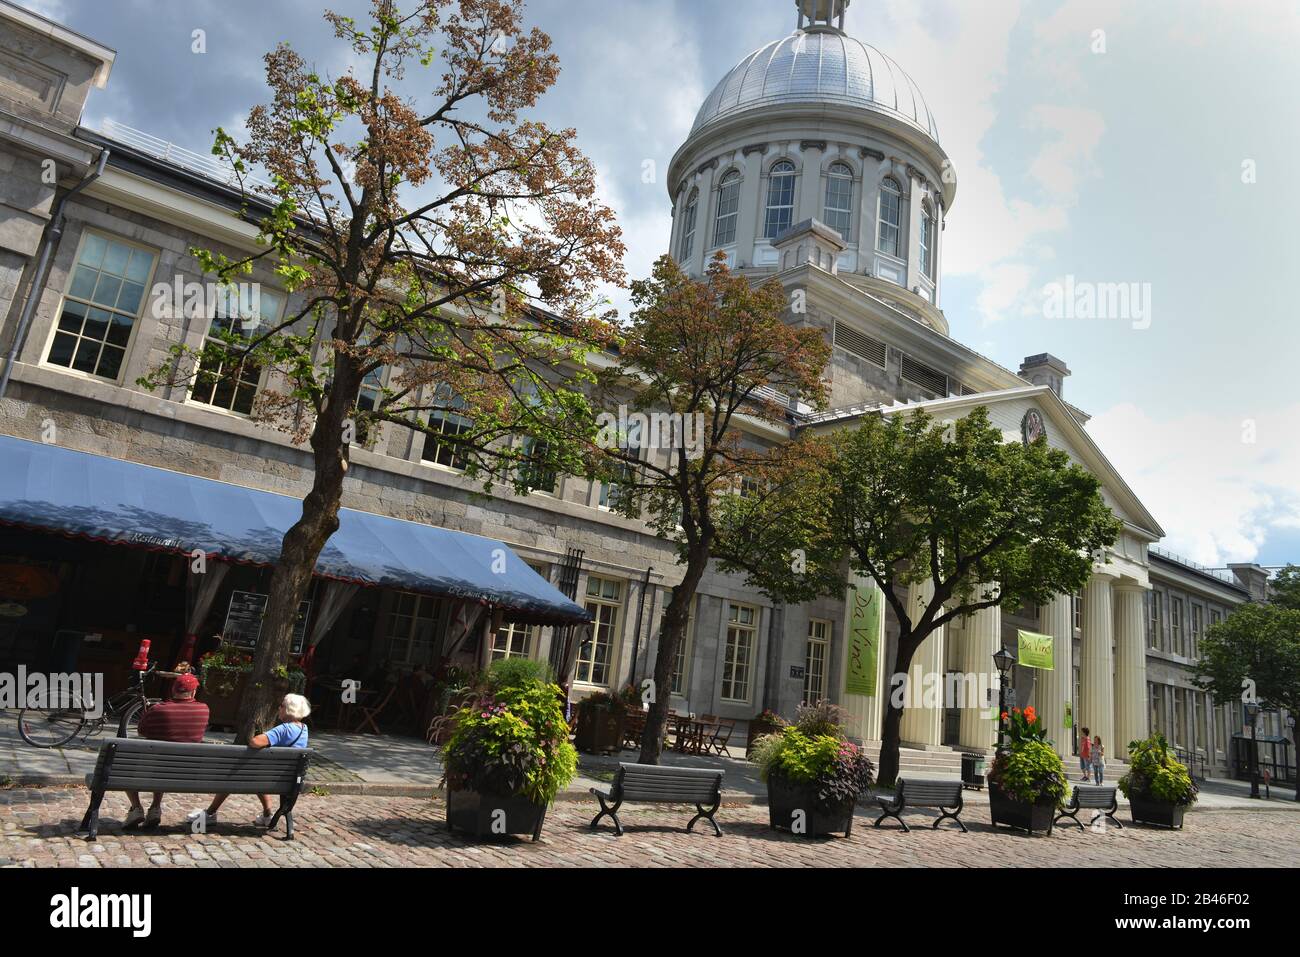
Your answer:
844,581 -> 881,696
1064,700 -> 1073,729
1017,629 -> 1054,670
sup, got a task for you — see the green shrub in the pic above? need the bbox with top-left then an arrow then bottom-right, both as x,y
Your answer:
486,657 -> 553,692
792,700 -> 848,738
1118,734 -> 1198,806
988,739 -> 1070,807
749,724 -> 874,812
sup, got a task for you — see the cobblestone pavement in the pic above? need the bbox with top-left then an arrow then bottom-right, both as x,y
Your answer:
2,787 -> 1296,868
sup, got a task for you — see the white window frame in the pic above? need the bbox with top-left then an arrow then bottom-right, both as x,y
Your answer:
804,618 -> 831,704
576,575 -> 623,687
43,229 -> 158,385
669,596 -> 697,698
492,621 -> 538,661
721,602 -> 758,703
713,171 -> 741,247
919,200 -> 936,278
680,189 -> 698,261
188,287 -> 284,417
1170,597 -> 1184,656
823,163 -> 854,241
763,160 -> 797,240
877,177 -> 903,258
383,591 -> 440,667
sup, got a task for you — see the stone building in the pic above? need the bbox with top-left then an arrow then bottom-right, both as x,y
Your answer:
0,0 -> 1290,773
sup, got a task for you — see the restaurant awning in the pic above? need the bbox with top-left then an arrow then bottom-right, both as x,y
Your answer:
0,435 -> 590,626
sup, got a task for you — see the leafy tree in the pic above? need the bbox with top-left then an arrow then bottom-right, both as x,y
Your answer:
139,0 -> 623,742
592,254 -> 836,764
822,408 -> 1120,786
1195,602 -> 1300,798
1268,564 -> 1300,611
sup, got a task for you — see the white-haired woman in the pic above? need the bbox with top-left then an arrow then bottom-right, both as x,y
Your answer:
193,693 -> 311,828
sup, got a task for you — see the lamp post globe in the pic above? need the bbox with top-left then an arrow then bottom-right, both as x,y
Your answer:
992,646 -> 1015,754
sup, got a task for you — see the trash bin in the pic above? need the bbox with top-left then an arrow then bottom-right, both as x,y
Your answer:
961,751 -> 986,790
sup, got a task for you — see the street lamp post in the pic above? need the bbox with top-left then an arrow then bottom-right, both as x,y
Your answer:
992,646 -> 1015,755
1288,714 -> 1298,803
1244,701 -> 1260,799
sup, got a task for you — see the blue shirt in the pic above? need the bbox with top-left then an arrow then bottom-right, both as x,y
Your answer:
264,721 -> 308,748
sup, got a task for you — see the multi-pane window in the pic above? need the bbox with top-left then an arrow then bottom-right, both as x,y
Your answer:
577,576 -> 622,686
721,602 -> 757,702
492,621 -> 538,661
599,418 -> 642,511
385,592 -> 439,666
1195,691 -> 1208,753
1148,682 -> 1162,736
47,232 -> 155,380
1214,699 -> 1226,755
1170,597 -> 1184,656
1210,608 -> 1222,627
1073,592 -> 1083,631
713,171 -> 741,246
804,618 -> 830,705
190,288 -> 283,415
669,597 -> 696,697
919,201 -> 936,278
1172,686 -> 1187,747
823,163 -> 853,241
1191,604 -> 1203,658
422,410 -> 472,470
763,160 -> 796,239
877,177 -> 902,257
520,436 -> 557,494
680,189 -> 698,261
1148,591 -> 1162,650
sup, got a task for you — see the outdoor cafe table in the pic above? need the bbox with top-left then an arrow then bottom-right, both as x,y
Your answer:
669,715 -> 711,755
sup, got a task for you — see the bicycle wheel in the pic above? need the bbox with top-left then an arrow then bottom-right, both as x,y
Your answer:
18,705 -> 86,748
116,699 -> 149,738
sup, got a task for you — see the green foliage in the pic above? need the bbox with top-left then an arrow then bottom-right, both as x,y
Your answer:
989,740 -> 1070,807
1269,564 -> 1300,611
751,729 -> 876,811
791,700 -> 849,738
486,657 -> 553,692
1196,603 -> 1300,722
442,675 -> 577,805
1118,734 -> 1199,806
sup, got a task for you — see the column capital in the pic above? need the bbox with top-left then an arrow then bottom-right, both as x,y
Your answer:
1112,579 -> 1150,594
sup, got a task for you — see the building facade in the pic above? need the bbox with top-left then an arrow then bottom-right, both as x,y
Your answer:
0,0 -> 1291,770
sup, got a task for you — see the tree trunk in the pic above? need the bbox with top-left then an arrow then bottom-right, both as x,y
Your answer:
232,360 -> 358,744
638,548 -> 708,765
876,627 -> 921,788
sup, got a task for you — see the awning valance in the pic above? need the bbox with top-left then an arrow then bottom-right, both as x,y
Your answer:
0,435 -> 589,626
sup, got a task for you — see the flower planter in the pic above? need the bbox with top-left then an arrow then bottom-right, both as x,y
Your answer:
574,702 -> 625,754
767,776 -> 856,838
445,787 -> 548,842
1129,795 -> 1186,829
989,782 -> 1056,835
746,720 -> 783,758
199,670 -> 250,730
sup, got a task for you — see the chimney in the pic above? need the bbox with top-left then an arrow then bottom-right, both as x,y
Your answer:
1019,353 -> 1071,399
1226,563 -> 1272,602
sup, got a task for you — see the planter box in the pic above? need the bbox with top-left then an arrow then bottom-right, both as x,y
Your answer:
199,671 -> 250,730
446,788 -> 547,841
746,720 -> 782,758
574,703 -> 625,754
1129,795 -> 1187,829
767,777 -> 856,838
989,782 -> 1056,835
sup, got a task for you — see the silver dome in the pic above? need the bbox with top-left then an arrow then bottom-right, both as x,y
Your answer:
690,29 -> 940,144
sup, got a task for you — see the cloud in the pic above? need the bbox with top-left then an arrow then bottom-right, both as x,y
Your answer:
1088,402 -> 1300,566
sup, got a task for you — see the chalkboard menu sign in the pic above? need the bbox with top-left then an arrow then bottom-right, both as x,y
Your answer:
223,591 -> 311,655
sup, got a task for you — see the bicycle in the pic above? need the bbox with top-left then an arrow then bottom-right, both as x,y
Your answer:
16,662 -> 181,748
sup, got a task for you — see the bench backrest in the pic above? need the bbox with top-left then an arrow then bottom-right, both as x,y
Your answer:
897,777 -> 963,806
1072,785 -> 1117,808
90,738 -> 311,795
614,762 -> 723,804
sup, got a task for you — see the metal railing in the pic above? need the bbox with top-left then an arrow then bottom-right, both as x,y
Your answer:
1149,545 -> 1239,585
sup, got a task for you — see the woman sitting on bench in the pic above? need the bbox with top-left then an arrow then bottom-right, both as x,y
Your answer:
190,693 -> 311,829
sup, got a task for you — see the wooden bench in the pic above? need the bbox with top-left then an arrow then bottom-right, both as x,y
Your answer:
1054,784 -> 1124,830
873,776 -> 967,833
589,762 -> 724,836
78,738 -> 311,842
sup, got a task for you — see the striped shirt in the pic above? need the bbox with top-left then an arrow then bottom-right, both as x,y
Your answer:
137,699 -> 209,743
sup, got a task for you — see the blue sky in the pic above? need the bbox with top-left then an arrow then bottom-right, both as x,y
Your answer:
34,0 -> 1300,568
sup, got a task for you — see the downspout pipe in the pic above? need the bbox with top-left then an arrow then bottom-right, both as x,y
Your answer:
0,147 -> 110,400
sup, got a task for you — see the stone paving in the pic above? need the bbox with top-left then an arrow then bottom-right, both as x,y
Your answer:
2,785 -> 1297,868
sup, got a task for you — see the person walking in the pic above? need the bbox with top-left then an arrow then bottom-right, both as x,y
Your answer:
1078,726 -> 1092,781
1092,735 -> 1105,784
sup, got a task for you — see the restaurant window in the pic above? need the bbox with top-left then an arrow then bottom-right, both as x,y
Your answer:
492,621 -> 538,661
669,596 -> 696,697
1170,597 -> 1184,656
47,231 -> 155,381
189,287 -> 283,415
577,576 -> 622,686
804,618 -> 830,705
384,592 -> 439,666
721,602 -> 757,703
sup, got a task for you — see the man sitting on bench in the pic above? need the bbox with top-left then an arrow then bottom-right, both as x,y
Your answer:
124,672 -> 209,831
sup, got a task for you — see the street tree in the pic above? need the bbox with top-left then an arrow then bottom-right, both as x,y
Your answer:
139,0 -> 623,742
823,408 -> 1120,786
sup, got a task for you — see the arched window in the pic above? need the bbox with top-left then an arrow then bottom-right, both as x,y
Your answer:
920,199 -> 936,278
877,177 -> 903,257
680,189 -> 699,261
763,160 -> 797,239
823,162 -> 854,241
713,171 -> 741,246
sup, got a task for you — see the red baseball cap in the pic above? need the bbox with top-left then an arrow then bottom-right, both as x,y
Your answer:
172,673 -> 200,697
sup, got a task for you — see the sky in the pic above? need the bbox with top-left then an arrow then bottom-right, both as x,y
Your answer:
29,0 -> 1300,569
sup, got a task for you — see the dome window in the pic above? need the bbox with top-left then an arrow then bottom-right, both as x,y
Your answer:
763,160 -> 797,240
823,162 -> 854,242
877,177 -> 903,258
713,171 -> 742,247
681,189 -> 699,261
920,199 -> 937,278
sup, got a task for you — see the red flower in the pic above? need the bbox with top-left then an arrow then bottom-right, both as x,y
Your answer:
1000,712 -> 1009,721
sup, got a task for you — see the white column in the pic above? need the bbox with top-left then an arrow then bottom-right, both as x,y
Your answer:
958,598 -> 1000,751
899,579 -> 945,748
796,142 -> 824,224
1114,582 -> 1149,752
690,161 -> 716,277
904,169 -> 925,290
838,573 -> 887,744
733,147 -> 764,266
1080,573 -> 1117,754
1035,593 -> 1074,760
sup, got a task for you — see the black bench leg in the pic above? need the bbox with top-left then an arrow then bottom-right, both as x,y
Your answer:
687,800 -> 722,837
873,807 -> 908,832
934,806 -> 968,834
268,790 -> 301,841
589,793 -> 623,836
1107,809 -> 1124,830
81,790 -> 106,842
1054,808 -> 1084,830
